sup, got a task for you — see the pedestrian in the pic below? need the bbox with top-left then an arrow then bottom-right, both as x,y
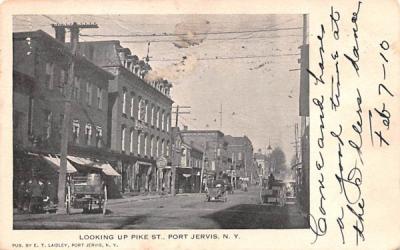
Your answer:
17,180 -> 27,213
27,176 -> 44,213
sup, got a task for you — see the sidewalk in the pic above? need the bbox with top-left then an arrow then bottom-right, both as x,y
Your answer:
107,192 -> 203,205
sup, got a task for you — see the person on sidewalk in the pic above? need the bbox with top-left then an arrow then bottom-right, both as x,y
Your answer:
27,176 -> 44,213
17,180 -> 27,213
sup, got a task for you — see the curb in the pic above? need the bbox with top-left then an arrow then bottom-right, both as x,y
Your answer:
108,193 -> 203,205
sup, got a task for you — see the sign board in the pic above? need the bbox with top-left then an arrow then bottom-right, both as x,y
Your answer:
156,156 -> 168,168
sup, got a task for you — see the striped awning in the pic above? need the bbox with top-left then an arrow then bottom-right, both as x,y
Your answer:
93,163 -> 120,176
43,156 -> 77,174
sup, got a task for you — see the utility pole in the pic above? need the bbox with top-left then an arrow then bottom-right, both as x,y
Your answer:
172,105 -> 191,128
199,142 -> 207,193
54,22 -> 98,214
219,103 -> 222,130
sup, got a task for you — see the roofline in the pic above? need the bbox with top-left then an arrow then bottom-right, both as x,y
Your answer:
180,130 -> 224,135
118,65 -> 174,104
13,30 -> 114,80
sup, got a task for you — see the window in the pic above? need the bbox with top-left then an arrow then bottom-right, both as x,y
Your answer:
97,87 -> 103,109
145,101 -> 149,123
161,111 -> 165,131
122,89 -> 127,114
238,152 -> 242,161
138,97 -> 145,121
96,126 -> 102,148
156,108 -> 160,128
144,134 -> 148,156
59,114 -> 64,138
60,69 -> 68,96
130,94 -> 135,117
166,141 -> 170,157
72,120 -> 80,144
166,114 -> 170,132
217,148 -> 221,156
73,76 -> 80,101
151,105 -> 155,126
150,136 -> 154,157
44,110 -> 52,139
130,129 -> 134,153
156,138 -> 159,157
45,63 -> 54,89
85,123 -> 92,145
161,139 -> 165,156
28,97 -> 34,135
86,81 -> 92,105
137,133 -> 141,155
121,126 -> 126,151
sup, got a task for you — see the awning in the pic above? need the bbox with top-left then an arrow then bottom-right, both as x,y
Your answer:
137,161 -> 153,166
67,156 -> 94,165
67,156 -> 120,176
43,156 -> 77,174
93,163 -> 121,176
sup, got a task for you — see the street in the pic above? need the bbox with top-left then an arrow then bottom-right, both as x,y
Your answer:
14,186 -> 308,229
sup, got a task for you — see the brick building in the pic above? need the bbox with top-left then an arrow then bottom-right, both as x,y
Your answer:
78,41 -> 173,193
170,127 -> 204,193
12,30 -> 119,200
224,135 -> 254,186
180,129 -> 229,180
13,30 -> 113,152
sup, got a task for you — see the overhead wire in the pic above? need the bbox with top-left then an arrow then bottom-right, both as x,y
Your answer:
79,26 -> 303,38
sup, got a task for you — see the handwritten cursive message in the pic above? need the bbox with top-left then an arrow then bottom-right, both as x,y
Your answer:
306,1 -> 396,245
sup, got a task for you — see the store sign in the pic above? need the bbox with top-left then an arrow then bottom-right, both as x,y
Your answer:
156,156 -> 168,169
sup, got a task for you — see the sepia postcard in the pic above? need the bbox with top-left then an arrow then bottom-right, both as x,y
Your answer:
0,0 -> 399,249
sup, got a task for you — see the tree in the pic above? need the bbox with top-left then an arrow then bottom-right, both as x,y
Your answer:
269,147 -> 287,174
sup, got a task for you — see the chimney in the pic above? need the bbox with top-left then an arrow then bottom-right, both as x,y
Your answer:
54,26 -> 66,43
70,22 -> 79,44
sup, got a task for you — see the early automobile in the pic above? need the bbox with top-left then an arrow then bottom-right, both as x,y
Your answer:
205,179 -> 228,202
65,173 -> 108,214
260,177 -> 286,206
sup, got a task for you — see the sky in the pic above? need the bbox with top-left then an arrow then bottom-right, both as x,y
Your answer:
13,14 -> 305,163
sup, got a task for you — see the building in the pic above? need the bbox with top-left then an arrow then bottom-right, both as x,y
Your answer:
224,135 -> 254,187
13,29 -> 119,199
179,129 -> 229,180
170,127 -> 203,193
78,40 -> 174,193
13,30 -> 113,152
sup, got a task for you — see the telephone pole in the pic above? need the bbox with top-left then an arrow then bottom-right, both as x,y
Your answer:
172,105 -> 191,128
54,22 -> 98,214
219,103 -> 222,130
199,142 -> 208,193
